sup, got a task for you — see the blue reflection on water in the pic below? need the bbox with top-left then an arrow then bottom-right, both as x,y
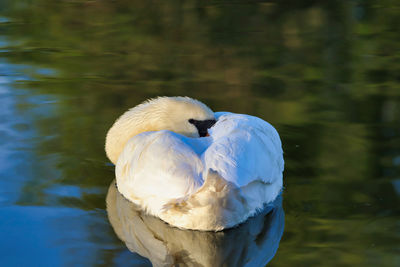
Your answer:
0,55 -> 141,265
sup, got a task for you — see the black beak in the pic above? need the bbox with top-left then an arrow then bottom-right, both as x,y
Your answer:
189,119 -> 216,137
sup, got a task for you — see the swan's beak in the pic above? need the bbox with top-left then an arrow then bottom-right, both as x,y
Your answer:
189,119 -> 216,137
206,132 -> 210,137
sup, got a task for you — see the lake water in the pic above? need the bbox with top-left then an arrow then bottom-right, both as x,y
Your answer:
0,1 -> 399,266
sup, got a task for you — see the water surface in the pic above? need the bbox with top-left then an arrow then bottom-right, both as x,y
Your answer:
0,1 -> 399,266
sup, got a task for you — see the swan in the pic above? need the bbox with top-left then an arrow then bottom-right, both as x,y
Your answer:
105,96 -> 284,231
106,181 -> 285,267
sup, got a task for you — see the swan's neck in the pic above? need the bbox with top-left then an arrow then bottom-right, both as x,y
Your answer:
105,106 -> 167,164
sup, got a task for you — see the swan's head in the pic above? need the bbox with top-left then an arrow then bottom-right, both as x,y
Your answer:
105,96 -> 215,164
159,97 -> 216,138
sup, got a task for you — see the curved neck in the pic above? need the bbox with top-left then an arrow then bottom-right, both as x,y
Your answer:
105,106 -> 165,164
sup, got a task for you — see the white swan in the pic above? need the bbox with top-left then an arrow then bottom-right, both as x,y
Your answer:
106,181 -> 284,267
105,96 -> 284,231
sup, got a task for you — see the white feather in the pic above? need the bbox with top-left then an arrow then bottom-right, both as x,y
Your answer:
107,97 -> 284,231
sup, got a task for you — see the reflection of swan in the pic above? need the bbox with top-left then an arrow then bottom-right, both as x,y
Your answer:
105,97 -> 284,230
106,182 -> 285,267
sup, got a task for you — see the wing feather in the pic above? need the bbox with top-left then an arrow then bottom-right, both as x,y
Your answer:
204,113 -> 284,187
116,130 -> 203,213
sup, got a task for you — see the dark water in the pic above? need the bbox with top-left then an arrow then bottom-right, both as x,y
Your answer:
0,0 -> 399,266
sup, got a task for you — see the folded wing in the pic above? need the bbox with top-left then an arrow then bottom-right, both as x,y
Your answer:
116,130 -> 204,213
204,113 -> 284,187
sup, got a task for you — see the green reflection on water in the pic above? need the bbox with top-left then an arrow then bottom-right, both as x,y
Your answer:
0,0 -> 399,266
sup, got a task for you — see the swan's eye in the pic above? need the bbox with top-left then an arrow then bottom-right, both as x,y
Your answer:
188,119 -> 195,124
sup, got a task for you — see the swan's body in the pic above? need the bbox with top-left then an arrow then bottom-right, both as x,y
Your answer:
106,96 -> 284,231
